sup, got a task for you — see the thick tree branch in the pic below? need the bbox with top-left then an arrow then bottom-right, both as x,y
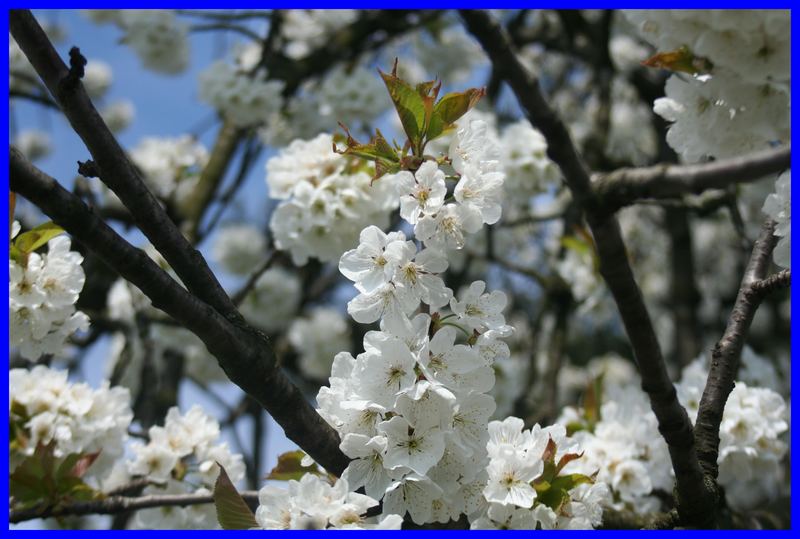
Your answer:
9,9 -> 239,321
592,146 -> 790,214
9,147 -> 350,477
10,490 -> 259,524
460,10 -> 715,526
694,220 -> 788,478
600,508 -> 680,530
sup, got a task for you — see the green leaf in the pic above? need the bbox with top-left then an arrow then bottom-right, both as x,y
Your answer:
10,443 -> 54,504
551,473 -> 594,492
535,474 -> 593,512
10,443 -> 101,508
582,373 -> 604,429
9,244 -> 25,266
561,230 -> 600,274
427,87 -> 486,142
266,450 -> 321,481
14,221 -> 64,254
379,67 -> 427,151
213,464 -> 259,530
560,235 -> 591,257
536,485 -> 572,512
415,79 -> 441,100
565,421 -> 587,436
334,125 -> 401,182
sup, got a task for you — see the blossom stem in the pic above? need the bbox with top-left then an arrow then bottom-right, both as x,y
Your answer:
438,321 -> 472,338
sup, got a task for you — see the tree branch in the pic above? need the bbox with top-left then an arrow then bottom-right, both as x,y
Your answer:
189,22 -> 264,42
231,251 -> 277,306
9,146 -> 350,477
460,9 -> 715,526
10,490 -> 259,524
179,121 -> 246,242
694,220 -> 788,479
9,89 -> 60,110
9,9 -> 239,321
175,9 -> 272,21
592,146 -> 790,214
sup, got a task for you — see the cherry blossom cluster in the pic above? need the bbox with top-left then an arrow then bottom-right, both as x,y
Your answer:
391,119 -> 506,250
198,60 -> 285,128
12,130 -> 52,162
288,307 -> 351,380
300,118 -> 521,526
558,382 -> 672,515
425,110 -> 560,222
9,366 -> 133,484
212,223 -> 268,276
117,135 -> 209,209
9,224 -> 90,361
126,405 -> 246,529
9,365 -> 245,531
266,133 -> 397,264
625,10 -> 789,163
280,10 -> 358,60
237,267 -> 302,333
267,65 -> 387,145
256,474 -> 403,529
560,348 -> 789,513
472,417 -> 610,529
82,10 -> 190,74
678,354 -> 789,511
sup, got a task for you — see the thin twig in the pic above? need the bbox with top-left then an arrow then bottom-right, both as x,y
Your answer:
9,89 -> 60,110
10,490 -> 260,524
196,136 -> 264,244
694,221 -> 788,479
231,251 -> 277,306
189,23 -> 263,42
176,9 -> 272,21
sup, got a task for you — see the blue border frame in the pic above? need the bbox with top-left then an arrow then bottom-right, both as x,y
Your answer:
3,4 -> 797,536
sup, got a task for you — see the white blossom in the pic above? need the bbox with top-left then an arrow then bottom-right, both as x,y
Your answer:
118,10 -> 189,74
9,234 -> 90,361
288,307 -> 350,380
396,161 -> 447,225
212,223 -> 268,275
10,366 -> 133,483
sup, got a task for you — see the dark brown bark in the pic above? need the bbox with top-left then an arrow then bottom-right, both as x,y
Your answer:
10,490 -> 259,524
593,146 -> 790,214
10,147 -> 350,478
694,221 -> 788,479
460,10 -> 715,526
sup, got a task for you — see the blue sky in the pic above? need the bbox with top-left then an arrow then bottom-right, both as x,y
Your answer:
11,10 -> 299,509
